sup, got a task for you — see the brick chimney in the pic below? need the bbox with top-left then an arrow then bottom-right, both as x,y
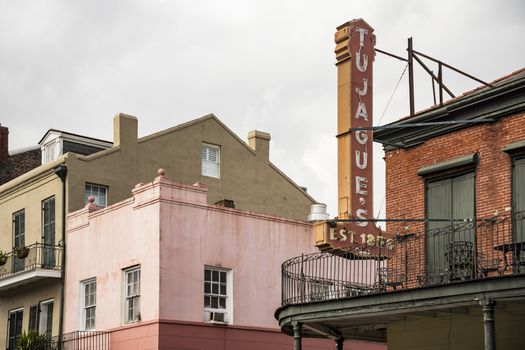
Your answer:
247,130 -> 271,161
0,125 -> 8,162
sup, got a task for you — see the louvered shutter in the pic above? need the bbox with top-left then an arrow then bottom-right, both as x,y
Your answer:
451,172 -> 475,243
29,305 -> 39,331
514,158 -> 525,241
46,302 -> 54,336
427,178 -> 452,273
202,145 -> 220,178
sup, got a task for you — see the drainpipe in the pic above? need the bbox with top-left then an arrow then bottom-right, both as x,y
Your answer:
480,299 -> 495,350
54,164 -> 67,350
292,322 -> 302,350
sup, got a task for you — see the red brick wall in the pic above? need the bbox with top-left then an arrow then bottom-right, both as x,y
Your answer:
0,126 -> 8,161
384,112 -> 525,282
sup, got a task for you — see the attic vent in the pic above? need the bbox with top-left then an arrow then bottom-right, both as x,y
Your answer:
215,199 -> 235,208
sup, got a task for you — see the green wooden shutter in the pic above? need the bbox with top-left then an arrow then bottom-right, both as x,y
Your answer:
42,197 -> 56,267
451,172 -> 475,242
514,158 -> 525,241
427,178 -> 452,273
426,172 -> 475,274
8,310 -> 23,350
29,305 -> 39,331
45,302 -> 54,336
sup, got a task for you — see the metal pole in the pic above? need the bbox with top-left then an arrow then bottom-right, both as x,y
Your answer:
408,37 -> 415,116
438,63 -> 443,105
293,322 -> 303,350
481,299 -> 495,350
412,53 -> 455,98
54,164 -> 67,350
431,71 -> 437,105
336,338 -> 344,350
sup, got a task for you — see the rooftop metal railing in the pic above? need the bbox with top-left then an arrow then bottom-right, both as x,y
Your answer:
282,212 -> 525,305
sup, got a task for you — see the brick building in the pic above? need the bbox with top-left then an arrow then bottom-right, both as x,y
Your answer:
0,125 -> 41,185
275,62 -> 525,349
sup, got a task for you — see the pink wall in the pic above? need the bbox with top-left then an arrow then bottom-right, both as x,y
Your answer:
65,171 -> 384,350
155,178 -> 317,327
65,191 -> 162,332
65,171 -> 318,331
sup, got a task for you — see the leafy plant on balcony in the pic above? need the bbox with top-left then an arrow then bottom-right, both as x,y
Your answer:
0,251 -> 7,266
15,246 -> 30,259
16,331 -> 50,350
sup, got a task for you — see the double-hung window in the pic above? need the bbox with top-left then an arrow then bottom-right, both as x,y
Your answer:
81,279 -> 97,330
204,267 -> 231,323
38,300 -> 54,336
202,144 -> 220,178
85,183 -> 108,207
124,267 -> 140,323
27,300 -> 53,337
43,141 -> 58,164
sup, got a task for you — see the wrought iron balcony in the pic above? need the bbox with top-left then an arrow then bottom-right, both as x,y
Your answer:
282,212 -> 525,305
0,242 -> 62,291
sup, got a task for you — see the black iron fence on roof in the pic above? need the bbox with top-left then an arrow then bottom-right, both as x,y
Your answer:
282,211 -> 525,305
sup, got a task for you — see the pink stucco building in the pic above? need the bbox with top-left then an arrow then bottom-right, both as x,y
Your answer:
64,169 -> 384,350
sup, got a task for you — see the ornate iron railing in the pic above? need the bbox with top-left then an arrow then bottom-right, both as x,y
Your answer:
0,242 -> 62,279
282,212 -> 525,305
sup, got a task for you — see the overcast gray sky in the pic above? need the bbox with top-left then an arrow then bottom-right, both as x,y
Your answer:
1,0 -> 524,218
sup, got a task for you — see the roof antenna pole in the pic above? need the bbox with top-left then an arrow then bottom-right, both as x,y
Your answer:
408,37 -> 415,116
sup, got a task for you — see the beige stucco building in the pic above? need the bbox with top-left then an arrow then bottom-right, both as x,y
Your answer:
0,113 -> 316,349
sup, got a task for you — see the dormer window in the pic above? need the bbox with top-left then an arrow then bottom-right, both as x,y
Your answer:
43,141 -> 59,164
39,129 -> 112,165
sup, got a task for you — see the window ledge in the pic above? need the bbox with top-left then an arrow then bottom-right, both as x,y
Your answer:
418,153 -> 478,176
503,139 -> 525,153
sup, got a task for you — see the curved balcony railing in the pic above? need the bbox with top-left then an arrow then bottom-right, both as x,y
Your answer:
0,242 -> 62,279
282,212 -> 525,306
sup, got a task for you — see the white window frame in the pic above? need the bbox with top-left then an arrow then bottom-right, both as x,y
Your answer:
42,139 -> 60,164
80,278 -> 96,331
204,266 -> 232,324
38,299 -> 54,336
84,183 -> 108,207
202,143 -> 220,178
123,266 -> 141,324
